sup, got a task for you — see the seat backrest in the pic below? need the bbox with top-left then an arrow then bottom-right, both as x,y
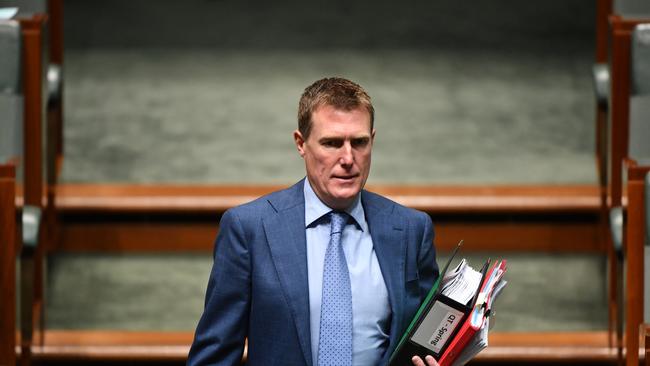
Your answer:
3,0 -> 47,17
0,19 -> 23,167
632,24 -> 650,96
629,24 -> 650,164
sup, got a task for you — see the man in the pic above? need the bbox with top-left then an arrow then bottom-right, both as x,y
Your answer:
188,77 -> 439,366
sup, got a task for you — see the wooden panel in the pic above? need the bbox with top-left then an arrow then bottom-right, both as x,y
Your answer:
41,330 -> 193,346
607,15 -> 650,208
47,0 -> 63,65
59,218 -> 218,252
57,212 -> 600,252
19,15 -> 46,208
625,161 -> 650,366
489,331 -> 609,347
55,184 -> 601,214
436,216 -> 601,252
605,18 -> 650,357
0,165 -> 16,178
609,16 -> 631,209
645,324 -> 650,366
596,0 -> 613,62
15,330 -> 613,364
47,0 -> 65,180
0,165 -> 16,366
20,330 -> 192,362
15,16 -> 49,366
56,183 -> 601,252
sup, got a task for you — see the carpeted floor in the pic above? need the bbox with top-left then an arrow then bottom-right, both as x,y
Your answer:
60,0 -> 597,185
45,252 -> 607,332
61,48 -> 596,185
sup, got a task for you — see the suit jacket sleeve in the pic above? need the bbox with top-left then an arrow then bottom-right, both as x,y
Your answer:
417,211 -> 438,301
188,209 -> 251,366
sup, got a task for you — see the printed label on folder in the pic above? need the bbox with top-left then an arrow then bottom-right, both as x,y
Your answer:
410,301 -> 465,354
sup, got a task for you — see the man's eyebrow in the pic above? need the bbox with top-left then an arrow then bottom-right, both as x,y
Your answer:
318,136 -> 344,143
319,133 -> 371,140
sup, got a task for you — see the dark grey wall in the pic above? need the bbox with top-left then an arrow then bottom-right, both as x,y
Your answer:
63,0 -> 595,52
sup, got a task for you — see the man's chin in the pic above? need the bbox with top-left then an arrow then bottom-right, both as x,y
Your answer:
328,187 -> 362,207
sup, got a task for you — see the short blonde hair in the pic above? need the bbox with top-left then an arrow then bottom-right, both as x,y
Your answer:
298,77 -> 374,139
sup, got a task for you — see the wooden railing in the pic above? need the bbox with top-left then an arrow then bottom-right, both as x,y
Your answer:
0,164 -> 17,366
15,330 -> 615,365
607,15 -> 650,209
596,13 -> 650,359
624,160 -> 650,366
14,10 -> 60,365
53,183 -> 602,253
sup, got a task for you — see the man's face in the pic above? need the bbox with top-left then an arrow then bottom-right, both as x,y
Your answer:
294,104 -> 375,210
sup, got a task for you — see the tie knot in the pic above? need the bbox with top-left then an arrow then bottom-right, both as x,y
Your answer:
330,211 -> 347,234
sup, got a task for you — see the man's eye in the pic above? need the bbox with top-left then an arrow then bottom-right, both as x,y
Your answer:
322,140 -> 340,147
352,138 -> 369,147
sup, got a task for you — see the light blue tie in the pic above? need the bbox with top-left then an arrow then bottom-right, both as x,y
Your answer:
318,211 -> 353,366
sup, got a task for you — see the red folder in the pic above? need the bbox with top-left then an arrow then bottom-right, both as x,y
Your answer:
436,260 -> 507,365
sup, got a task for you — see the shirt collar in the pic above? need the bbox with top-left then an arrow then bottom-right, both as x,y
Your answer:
303,178 -> 367,231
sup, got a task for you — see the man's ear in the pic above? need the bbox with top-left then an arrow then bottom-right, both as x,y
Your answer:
371,129 -> 376,142
294,130 -> 306,157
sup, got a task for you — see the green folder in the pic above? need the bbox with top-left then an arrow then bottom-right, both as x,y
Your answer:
389,241 -> 465,365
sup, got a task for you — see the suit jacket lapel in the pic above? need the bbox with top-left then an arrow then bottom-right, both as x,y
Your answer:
363,191 -> 407,356
263,181 -> 313,366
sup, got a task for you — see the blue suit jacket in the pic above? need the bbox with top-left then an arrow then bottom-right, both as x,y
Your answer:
188,180 -> 438,366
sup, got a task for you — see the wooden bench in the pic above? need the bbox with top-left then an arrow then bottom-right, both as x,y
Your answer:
593,11 -> 650,358
52,183 -> 601,252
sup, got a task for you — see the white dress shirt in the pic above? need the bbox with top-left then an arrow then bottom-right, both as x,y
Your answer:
304,179 -> 391,366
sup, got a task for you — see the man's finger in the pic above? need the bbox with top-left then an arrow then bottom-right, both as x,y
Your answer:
411,355 -> 426,366
424,355 -> 440,366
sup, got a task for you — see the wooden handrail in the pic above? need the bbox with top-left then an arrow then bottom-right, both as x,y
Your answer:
20,14 -> 46,209
52,183 -> 602,253
15,330 -> 614,364
55,183 -> 601,214
17,13 -> 51,366
608,15 -> 650,209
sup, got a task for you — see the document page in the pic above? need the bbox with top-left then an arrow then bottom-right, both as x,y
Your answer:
440,259 -> 483,305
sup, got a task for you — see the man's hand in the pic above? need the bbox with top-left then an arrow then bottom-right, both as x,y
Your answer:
411,355 -> 440,366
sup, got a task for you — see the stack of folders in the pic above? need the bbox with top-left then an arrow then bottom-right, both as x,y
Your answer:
389,244 -> 507,366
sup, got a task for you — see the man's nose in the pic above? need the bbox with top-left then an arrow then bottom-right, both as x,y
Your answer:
339,142 -> 354,166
